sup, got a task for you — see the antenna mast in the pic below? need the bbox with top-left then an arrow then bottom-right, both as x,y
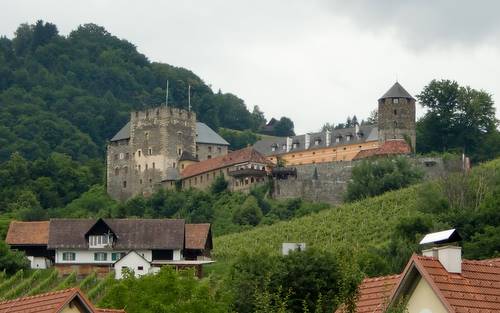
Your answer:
188,84 -> 191,111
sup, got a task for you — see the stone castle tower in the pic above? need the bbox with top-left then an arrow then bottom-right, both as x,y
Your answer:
377,82 -> 416,151
107,106 -> 196,201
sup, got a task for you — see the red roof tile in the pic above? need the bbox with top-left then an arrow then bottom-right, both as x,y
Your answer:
5,221 -> 49,245
336,275 -> 401,313
0,288 -> 121,313
181,147 -> 270,178
185,224 -> 211,250
353,140 -> 411,160
346,255 -> 500,313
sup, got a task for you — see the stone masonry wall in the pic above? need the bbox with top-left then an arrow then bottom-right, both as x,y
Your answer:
272,157 -> 460,205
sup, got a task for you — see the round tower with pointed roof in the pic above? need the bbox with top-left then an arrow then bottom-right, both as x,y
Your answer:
377,82 -> 416,151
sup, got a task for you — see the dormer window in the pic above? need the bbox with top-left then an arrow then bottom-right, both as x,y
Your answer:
271,144 -> 278,152
336,136 -> 341,143
314,138 -> 321,146
393,98 -> 399,104
346,135 -> 351,142
89,234 -> 113,248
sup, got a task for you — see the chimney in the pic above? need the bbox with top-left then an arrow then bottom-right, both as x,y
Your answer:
286,137 -> 293,152
305,134 -> 311,149
422,246 -> 462,273
325,130 -> 331,147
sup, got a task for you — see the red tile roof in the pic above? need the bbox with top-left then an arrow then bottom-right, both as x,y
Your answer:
185,224 -> 211,250
344,254 -> 500,313
181,147 -> 270,178
0,288 -> 124,313
5,221 -> 49,245
353,140 -> 411,160
337,275 -> 400,313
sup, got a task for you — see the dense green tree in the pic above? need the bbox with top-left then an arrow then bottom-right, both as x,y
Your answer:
416,79 -> 499,161
99,267 -> 230,313
345,157 -> 423,202
0,240 -> 29,274
273,117 -> 295,136
210,174 -> 229,194
218,128 -> 260,150
232,196 -> 263,226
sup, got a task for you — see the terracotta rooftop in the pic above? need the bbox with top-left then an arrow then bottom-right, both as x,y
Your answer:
5,221 -> 49,245
0,288 -> 125,313
353,140 -> 411,160
181,147 -> 270,179
342,254 -> 500,313
185,223 -> 212,250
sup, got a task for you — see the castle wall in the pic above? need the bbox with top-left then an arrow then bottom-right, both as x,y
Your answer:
269,140 -> 379,166
272,157 -> 456,205
196,143 -> 228,161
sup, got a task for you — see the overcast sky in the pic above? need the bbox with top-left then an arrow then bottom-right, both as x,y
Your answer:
3,0 -> 500,133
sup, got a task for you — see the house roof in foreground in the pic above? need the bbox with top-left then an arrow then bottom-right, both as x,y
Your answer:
0,288 -> 125,313
110,121 -> 229,146
181,147 -> 269,179
339,254 -> 500,313
5,221 -> 50,245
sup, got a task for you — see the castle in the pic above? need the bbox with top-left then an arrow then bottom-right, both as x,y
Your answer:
253,82 -> 416,165
107,107 -> 229,201
107,82 -> 417,202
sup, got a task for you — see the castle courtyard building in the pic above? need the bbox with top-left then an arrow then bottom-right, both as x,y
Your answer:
253,82 -> 416,166
107,106 -> 229,201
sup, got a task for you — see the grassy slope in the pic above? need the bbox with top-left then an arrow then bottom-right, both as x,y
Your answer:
213,185 -> 420,260
213,156 -> 500,263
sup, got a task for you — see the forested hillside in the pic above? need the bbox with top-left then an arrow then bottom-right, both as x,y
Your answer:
0,20 -> 275,163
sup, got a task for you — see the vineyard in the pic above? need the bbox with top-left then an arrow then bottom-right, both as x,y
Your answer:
213,184 -> 420,261
213,156 -> 500,263
0,269 -> 116,302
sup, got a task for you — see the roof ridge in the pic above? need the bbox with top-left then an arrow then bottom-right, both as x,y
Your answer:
363,274 -> 401,282
463,258 -> 500,265
0,287 -> 78,305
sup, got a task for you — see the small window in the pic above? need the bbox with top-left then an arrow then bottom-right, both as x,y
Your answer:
119,153 -> 124,160
125,153 -> 129,159
271,146 -> 276,152
394,121 -> 398,127
115,168 -> 119,176
156,109 -> 160,115
207,155 -> 212,159
173,162 -> 176,168
336,137 -> 341,143
181,164 -> 185,169
94,252 -> 107,261
208,146 -> 212,152
138,150 -> 142,157
394,109 -> 397,115
111,252 -> 126,261
149,178 -> 152,183
217,147 -> 222,153
138,165 -> 141,171
138,266 -> 144,271
282,144 -> 286,150
135,112 -> 139,118
123,181 -> 127,188
152,162 -> 155,169
200,176 -> 203,183
195,177 -> 197,184
145,164 -> 148,170
393,98 -> 399,104
140,179 -> 143,185
149,148 -> 153,155
114,154 -> 118,160
62,252 -> 76,261
145,132 -> 149,140
178,148 -> 182,156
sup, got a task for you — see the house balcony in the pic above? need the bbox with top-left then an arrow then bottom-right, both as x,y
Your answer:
228,168 -> 267,178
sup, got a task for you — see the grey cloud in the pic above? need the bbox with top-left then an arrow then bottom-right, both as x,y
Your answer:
320,0 -> 500,49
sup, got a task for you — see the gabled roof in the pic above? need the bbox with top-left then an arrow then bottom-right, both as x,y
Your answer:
345,254 -> 500,313
185,224 -> 212,250
179,151 -> 199,162
110,122 -> 130,142
109,121 -> 229,146
48,219 -> 185,250
379,82 -> 414,100
114,250 -> 150,266
5,221 -> 49,245
352,139 -> 411,160
196,122 -> 229,145
181,147 -> 270,179
0,288 -> 123,313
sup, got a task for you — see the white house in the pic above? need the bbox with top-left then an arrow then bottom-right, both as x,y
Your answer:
6,218 -> 214,277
